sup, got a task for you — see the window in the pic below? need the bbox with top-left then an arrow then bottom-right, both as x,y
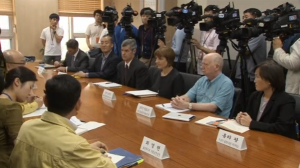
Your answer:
0,15 -> 14,50
59,16 -> 94,59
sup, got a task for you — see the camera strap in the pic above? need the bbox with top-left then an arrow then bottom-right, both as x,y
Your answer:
202,30 -> 212,46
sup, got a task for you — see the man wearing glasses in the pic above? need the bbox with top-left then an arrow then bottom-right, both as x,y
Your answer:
2,50 -> 44,114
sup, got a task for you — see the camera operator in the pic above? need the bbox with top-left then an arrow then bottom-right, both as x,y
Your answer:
138,7 -> 157,66
191,5 -> 220,75
273,34 -> 300,95
235,8 -> 267,94
158,7 -> 189,73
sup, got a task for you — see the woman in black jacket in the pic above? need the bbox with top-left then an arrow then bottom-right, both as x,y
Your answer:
236,60 -> 297,139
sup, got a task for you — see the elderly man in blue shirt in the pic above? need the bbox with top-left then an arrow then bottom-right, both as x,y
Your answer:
171,53 -> 234,117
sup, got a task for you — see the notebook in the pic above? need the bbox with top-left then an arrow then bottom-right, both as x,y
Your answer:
125,90 -> 158,98
163,112 -> 195,122
93,82 -> 122,88
195,116 -> 249,133
109,148 -> 142,168
155,103 -> 189,113
23,104 -> 47,118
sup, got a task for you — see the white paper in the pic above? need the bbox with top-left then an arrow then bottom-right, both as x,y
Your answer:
94,82 -> 122,88
75,122 -> 105,135
106,153 -> 125,164
23,104 -> 47,118
126,90 -> 158,97
70,116 -> 85,126
156,103 -> 189,113
57,72 -> 67,75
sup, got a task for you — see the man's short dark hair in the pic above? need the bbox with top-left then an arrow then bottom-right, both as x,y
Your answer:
49,13 -> 60,21
94,9 -> 103,16
101,34 -> 113,43
66,39 -> 79,49
45,75 -> 81,116
4,66 -> 37,89
255,60 -> 285,92
140,7 -> 154,16
244,8 -> 262,18
204,5 -> 219,14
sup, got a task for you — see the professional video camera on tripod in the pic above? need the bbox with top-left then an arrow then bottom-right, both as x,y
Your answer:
147,10 -> 167,68
166,0 -> 202,74
102,6 -> 118,36
120,4 -> 139,39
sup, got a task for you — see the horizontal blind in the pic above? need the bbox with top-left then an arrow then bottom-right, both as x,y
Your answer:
0,0 -> 13,15
58,0 -> 101,16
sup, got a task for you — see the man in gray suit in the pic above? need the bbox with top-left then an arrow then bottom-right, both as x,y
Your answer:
55,39 -> 89,72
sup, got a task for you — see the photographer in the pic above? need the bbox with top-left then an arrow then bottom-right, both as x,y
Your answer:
273,36 -> 300,94
235,8 -> 267,94
138,7 -> 157,66
191,5 -> 220,75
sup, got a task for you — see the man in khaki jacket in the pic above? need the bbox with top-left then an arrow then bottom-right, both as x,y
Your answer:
9,75 -> 116,168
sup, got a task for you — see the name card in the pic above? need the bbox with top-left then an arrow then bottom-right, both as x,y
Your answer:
102,89 -> 116,100
37,66 -> 46,75
136,103 -> 155,118
140,136 -> 169,160
216,129 -> 247,151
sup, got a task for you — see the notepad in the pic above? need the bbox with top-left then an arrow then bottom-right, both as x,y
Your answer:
94,82 -> 122,88
23,104 -> 47,118
75,122 -> 105,135
195,116 -> 249,133
155,103 -> 189,113
163,112 -> 195,122
125,90 -> 158,98
109,148 -> 142,168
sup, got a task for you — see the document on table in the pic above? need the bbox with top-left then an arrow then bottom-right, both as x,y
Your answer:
75,121 -> 105,135
106,153 -> 125,164
155,103 -> 189,113
23,104 -> 47,118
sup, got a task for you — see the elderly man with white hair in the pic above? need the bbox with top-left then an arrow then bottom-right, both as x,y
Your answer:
171,53 -> 234,117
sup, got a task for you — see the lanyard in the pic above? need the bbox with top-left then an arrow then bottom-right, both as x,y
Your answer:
202,30 -> 212,46
50,27 -> 55,44
2,92 -> 12,101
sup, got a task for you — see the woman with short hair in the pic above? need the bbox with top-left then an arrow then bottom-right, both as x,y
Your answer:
236,60 -> 296,139
149,47 -> 184,99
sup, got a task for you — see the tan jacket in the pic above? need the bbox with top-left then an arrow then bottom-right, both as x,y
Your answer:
10,111 -> 117,168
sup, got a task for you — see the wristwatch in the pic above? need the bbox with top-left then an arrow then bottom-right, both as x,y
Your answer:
189,103 -> 193,110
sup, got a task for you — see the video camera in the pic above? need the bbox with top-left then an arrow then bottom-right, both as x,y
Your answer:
120,4 -> 138,39
102,6 -> 118,35
166,0 -> 202,39
148,11 -> 167,40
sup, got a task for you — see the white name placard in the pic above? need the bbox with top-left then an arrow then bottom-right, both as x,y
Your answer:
136,103 -> 155,118
102,89 -> 116,100
140,136 -> 169,160
216,129 -> 247,151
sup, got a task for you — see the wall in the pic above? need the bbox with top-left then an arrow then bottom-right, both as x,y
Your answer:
14,0 -> 58,61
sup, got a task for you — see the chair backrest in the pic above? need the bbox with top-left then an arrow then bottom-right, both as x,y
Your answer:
222,59 -> 235,77
290,93 -> 300,124
180,72 -> 201,93
229,88 -> 243,118
89,57 -> 96,69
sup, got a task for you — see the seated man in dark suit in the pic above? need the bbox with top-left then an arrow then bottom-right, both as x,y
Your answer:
117,39 -> 149,89
54,39 -> 89,72
74,34 -> 120,82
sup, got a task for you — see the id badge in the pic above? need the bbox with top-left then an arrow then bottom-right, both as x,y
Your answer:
50,43 -> 55,49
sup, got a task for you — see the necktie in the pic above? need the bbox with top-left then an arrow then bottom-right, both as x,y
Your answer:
71,56 -> 75,67
101,56 -> 106,71
124,64 -> 129,83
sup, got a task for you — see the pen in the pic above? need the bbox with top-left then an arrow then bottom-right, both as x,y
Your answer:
162,104 -> 165,107
127,159 -> 144,168
214,120 -> 226,122
105,82 -> 112,84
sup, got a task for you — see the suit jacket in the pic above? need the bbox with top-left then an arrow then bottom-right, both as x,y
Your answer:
117,58 -> 150,90
247,91 -> 297,139
62,49 -> 89,72
86,51 -> 120,82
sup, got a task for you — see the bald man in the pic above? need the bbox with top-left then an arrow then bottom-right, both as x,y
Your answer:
171,53 -> 234,117
3,49 -> 43,114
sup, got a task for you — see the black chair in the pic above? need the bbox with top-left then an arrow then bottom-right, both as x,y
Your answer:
290,94 -> 300,124
88,57 -> 96,69
229,88 -> 243,118
222,59 -> 235,77
180,72 -> 201,93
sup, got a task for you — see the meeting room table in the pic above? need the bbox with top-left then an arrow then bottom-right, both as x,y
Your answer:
26,62 -> 300,168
